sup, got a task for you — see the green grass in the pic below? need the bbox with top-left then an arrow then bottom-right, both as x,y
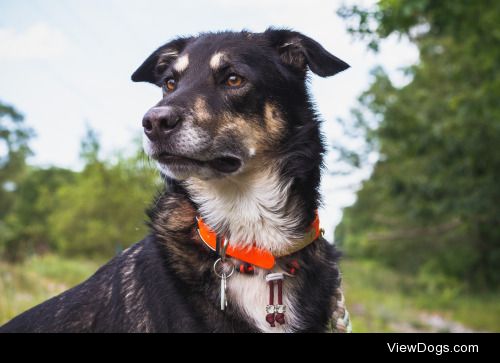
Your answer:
341,259 -> 500,332
0,254 -> 100,325
1,255 -> 499,331
416,290 -> 500,332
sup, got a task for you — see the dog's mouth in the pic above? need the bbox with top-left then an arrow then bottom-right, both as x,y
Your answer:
157,153 -> 242,174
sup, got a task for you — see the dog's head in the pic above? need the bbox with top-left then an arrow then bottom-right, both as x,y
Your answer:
132,29 -> 348,180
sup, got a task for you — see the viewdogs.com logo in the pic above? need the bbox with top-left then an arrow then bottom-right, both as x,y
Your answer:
387,342 -> 478,355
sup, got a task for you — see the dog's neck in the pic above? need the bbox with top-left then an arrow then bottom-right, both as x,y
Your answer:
184,159 -> 320,256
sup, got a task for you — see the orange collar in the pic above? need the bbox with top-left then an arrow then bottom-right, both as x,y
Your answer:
196,212 -> 322,270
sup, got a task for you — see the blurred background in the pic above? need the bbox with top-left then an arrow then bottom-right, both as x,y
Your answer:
1,0 -> 499,332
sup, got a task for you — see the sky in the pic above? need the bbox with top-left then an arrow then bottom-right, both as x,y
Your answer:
0,0 -> 419,240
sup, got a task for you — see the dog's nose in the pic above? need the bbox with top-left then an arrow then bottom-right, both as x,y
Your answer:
142,107 -> 182,140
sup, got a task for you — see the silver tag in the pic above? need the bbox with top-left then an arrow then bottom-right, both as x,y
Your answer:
214,257 -> 234,311
220,272 -> 227,310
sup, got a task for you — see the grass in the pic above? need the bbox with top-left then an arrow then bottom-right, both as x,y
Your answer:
341,259 -> 500,332
0,254 -> 101,325
1,254 -> 499,331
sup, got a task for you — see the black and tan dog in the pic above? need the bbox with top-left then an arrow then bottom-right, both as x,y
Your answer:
1,28 -> 349,333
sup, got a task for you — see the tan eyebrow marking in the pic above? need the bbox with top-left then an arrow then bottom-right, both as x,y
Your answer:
210,52 -> 226,70
173,54 -> 189,73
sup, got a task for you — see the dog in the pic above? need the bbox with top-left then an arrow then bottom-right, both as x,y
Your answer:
0,28 -> 349,333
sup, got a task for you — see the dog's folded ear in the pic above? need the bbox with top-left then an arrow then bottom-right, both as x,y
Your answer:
131,37 -> 192,85
264,28 -> 349,77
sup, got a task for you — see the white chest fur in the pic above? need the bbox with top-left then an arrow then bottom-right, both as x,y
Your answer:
185,167 -> 302,256
186,166 -> 305,332
186,168 -> 306,332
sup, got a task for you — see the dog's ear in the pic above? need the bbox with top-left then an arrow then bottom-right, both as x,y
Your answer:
264,28 -> 349,77
131,37 -> 192,85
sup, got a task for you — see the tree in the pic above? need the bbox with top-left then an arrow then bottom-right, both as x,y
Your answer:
79,124 -> 100,164
0,101 -> 34,219
0,117 -> 161,261
47,129 -> 161,258
0,100 -> 36,260
1,167 -> 76,260
336,1 -> 500,289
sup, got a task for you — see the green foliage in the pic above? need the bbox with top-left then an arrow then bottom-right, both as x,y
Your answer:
336,1 -> 500,289
0,101 -> 34,220
79,124 -> 100,163
0,119 -> 161,260
48,149 -> 161,258
342,259 -> 500,332
1,167 -> 76,260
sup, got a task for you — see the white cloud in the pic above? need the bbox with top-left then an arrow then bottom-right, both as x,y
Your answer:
0,23 -> 70,61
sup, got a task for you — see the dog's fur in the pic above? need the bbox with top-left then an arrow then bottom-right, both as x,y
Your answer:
0,28 -> 348,333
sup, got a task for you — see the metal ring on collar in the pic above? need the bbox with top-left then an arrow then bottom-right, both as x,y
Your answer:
213,258 -> 235,278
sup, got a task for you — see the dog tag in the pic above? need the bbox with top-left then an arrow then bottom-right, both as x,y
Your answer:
214,258 -> 234,311
220,272 -> 228,311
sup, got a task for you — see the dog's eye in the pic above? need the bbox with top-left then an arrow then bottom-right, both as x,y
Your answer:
164,78 -> 177,92
225,74 -> 244,88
